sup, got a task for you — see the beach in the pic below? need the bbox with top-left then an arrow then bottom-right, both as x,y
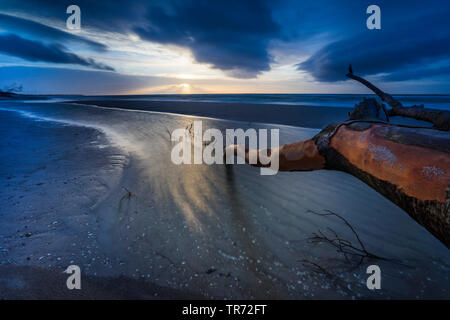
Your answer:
1,99 -> 449,299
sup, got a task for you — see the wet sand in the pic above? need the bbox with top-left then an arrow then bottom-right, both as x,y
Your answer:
0,100 -> 448,299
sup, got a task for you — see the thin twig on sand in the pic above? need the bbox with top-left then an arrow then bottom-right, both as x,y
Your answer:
121,187 -> 133,200
306,209 -> 388,265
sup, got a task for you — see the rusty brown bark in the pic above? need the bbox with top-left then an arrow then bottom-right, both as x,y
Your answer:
314,121 -> 450,248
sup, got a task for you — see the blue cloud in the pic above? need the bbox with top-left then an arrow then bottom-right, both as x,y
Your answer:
0,13 -> 107,51
0,33 -> 114,71
297,2 -> 450,82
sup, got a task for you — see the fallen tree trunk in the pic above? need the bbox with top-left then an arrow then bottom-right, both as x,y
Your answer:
226,75 -> 450,248
346,67 -> 450,131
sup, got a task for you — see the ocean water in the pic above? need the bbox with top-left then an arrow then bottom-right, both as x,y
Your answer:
59,93 -> 450,110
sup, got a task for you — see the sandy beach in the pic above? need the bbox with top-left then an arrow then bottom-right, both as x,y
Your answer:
1,99 -> 449,299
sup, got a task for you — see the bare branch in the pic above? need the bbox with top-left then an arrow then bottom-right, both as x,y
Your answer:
306,210 -> 388,265
346,70 -> 403,109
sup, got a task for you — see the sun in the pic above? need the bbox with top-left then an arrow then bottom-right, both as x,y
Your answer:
180,83 -> 191,94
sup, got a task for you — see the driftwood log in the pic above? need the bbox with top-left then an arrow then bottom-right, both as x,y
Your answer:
227,69 -> 450,248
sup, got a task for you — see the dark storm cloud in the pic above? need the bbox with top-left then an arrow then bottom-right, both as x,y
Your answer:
0,34 -> 114,71
0,13 -> 107,51
297,5 -> 450,82
134,0 -> 281,78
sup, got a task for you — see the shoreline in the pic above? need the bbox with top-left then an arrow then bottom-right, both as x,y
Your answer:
69,99 -> 435,129
69,100 -> 353,129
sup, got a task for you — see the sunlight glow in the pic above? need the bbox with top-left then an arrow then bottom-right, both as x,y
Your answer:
180,83 -> 191,94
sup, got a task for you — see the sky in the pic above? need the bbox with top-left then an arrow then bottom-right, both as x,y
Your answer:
0,0 -> 449,95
